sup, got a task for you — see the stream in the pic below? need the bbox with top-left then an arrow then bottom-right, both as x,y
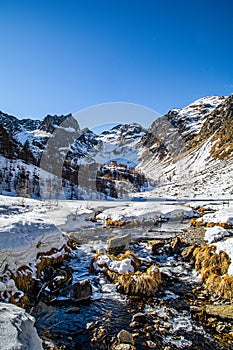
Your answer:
33,222 -> 228,350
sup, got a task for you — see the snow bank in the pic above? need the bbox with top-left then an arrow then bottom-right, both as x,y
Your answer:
214,238 -> 233,276
96,201 -> 194,224
204,226 -> 230,244
0,302 -> 43,349
0,196 -> 67,273
199,205 -> 233,225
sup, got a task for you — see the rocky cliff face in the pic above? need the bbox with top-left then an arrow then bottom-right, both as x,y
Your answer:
187,94 -> 233,159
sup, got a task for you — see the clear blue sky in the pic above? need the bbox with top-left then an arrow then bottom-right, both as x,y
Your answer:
0,0 -> 232,128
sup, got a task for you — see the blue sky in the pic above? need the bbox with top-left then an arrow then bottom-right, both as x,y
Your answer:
0,0 -> 232,128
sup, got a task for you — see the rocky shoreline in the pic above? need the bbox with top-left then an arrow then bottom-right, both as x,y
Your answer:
32,225 -> 233,349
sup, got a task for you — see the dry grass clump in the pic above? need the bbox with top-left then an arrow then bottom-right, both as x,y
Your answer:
198,207 -> 208,212
117,265 -> 161,296
193,246 -> 216,272
13,265 -> 35,292
191,245 -> 233,301
205,274 -> 233,301
90,251 -> 161,297
193,246 -> 230,279
36,245 -> 71,278
190,218 -> 232,229
190,218 -> 206,227
106,218 -> 128,227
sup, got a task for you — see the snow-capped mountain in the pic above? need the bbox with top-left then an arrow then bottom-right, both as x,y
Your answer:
0,112 -> 82,163
84,123 -> 146,166
0,94 -> 233,199
138,94 -> 233,198
97,123 -> 145,144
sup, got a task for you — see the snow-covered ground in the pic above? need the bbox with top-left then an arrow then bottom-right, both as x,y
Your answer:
95,200 -> 194,223
1,195 -> 232,273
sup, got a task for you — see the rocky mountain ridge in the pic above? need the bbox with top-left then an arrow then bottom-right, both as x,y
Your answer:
0,93 -> 233,199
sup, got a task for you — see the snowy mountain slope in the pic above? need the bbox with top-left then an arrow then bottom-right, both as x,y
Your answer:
0,112 -> 81,162
167,95 -> 226,142
137,94 -> 233,199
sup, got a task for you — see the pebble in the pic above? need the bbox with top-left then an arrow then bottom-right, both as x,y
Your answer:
145,340 -> 157,349
117,330 -> 134,345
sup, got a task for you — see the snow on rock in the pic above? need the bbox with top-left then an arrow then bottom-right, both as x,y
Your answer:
0,195 -> 66,272
108,258 -> 134,274
198,205 -> 233,225
0,302 -> 43,350
171,95 -> 226,136
94,254 -> 135,274
204,226 -> 230,244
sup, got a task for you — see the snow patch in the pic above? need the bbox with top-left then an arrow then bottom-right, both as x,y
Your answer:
204,226 -> 230,244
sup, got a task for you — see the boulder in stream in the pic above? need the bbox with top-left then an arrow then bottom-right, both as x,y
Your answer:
70,279 -> 92,302
108,233 -> 131,255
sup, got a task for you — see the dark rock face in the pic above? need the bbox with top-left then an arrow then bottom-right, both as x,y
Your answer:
70,279 -> 92,302
0,125 -> 20,158
39,114 -> 73,133
140,94 -> 233,163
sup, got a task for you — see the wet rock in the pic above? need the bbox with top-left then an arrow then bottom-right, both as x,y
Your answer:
71,279 -> 92,301
216,323 -> 226,333
129,321 -> 137,328
171,236 -> 183,254
86,322 -> 95,330
145,340 -> 157,349
131,312 -> 147,324
205,304 -> 233,320
108,233 -> 131,255
65,307 -> 80,314
148,240 -> 166,254
91,326 -> 107,343
117,329 -> 134,345
132,332 -> 140,338
32,301 -> 55,315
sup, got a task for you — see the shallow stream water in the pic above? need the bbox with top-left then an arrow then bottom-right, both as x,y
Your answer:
34,222 -> 227,350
